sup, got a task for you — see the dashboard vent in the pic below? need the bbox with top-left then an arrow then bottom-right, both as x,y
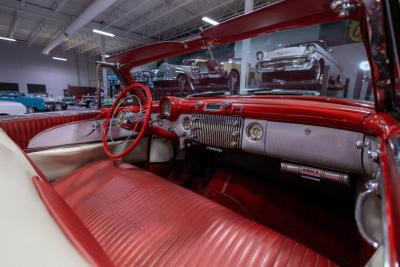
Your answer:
191,114 -> 243,149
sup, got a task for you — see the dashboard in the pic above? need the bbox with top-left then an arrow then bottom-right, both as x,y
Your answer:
154,96 -> 380,182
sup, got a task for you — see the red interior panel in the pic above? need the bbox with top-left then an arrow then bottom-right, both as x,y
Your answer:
0,113 -> 99,149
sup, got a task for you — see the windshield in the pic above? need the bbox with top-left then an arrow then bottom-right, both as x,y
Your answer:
131,19 -> 372,102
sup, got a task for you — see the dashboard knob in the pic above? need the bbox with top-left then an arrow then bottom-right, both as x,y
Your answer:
231,131 -> 240,137
222,102 -> 231,109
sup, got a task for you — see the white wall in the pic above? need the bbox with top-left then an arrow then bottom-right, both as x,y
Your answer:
329,42 -> 369,98
0,41 -> 97,96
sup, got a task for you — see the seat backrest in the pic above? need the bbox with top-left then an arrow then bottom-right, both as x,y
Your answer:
0,129 -> 89,266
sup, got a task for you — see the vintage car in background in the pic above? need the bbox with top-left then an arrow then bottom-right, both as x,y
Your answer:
0,91 -> 48,113
155,57 -> 241,94
256,40 -> 343,89
32,93 -> 68,111
79,94 -> 97,108
0,101 -> 26,115
79,95 -> 120,108
133,69 -> 158,89
61,96 -> 77,106
0,1 -> 399,267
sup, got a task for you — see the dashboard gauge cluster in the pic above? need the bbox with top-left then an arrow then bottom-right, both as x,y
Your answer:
161,98 -> 172,119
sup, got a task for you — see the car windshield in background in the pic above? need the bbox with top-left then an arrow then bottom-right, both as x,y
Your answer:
131,20 -> 372,102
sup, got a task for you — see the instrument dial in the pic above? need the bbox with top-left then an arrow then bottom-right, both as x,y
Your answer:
161,100 -> 172,118
246,122 -> 263,141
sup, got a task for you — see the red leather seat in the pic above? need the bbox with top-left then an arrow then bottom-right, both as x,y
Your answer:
53,160 -> 338,267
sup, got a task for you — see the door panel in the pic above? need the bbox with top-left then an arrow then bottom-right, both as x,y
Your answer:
28,119 -> 131,149
0,112 -> 99,149
0,111 -> 150,180
28,138 -> 148,180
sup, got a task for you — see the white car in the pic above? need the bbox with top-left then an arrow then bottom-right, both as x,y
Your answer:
0,101 -> 26,116
255,40 -> 343,87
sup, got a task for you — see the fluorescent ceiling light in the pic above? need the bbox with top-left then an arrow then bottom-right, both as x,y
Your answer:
202,16 -> 219,26
92,29 -> 115,37
359,61 -> 371,71
104,54 -> 110,58
52,57 -> 68,61
0,36 -> 16,42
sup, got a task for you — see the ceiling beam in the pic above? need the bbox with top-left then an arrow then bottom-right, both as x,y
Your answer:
51,0 -> 69,15
24,0 -> 69,47
150,0 -> 237,38
102,0 -> 159,30
78,36 -> 134,54
78,40 -> 101,54
43,0 -> 122,54
123,0 -> 197,33
0,1 -> 154,46
27,17 -> 47,46
64,31 -> 95,50
63,0 -> 160,52
160,0 -> 278,40
7,11 -> 18,38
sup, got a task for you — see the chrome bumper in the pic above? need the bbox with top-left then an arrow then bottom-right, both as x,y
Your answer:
256,56 -> 316,73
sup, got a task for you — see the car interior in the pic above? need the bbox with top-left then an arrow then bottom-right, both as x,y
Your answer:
1,0 -> 399,267
0,89 -> 389,267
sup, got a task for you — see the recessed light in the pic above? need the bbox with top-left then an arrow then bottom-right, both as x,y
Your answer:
0,36 -> 16,42
92,29 -> 115,37
52,57 -> 68,61
202,17 -> 219,26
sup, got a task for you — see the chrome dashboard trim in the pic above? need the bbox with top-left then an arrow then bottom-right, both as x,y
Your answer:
281,162 -> 350,185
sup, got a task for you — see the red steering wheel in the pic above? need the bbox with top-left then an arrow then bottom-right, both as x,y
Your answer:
102,82 -> 152,158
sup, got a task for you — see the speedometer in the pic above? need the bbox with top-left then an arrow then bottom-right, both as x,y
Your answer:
162,100 -> 172,118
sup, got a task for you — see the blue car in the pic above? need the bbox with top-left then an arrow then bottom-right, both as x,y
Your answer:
0,91 -> 49,113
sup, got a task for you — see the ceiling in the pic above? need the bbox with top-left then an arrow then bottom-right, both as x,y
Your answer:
0,0 -> 275,57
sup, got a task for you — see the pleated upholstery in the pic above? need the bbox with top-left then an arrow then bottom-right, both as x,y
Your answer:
0,112 -> 98,149
53,160 -> 338,267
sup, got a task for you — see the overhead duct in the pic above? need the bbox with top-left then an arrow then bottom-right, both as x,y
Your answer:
42,0 -> 118,55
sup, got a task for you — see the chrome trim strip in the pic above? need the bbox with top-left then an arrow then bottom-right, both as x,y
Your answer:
361,0 -> 393,110
281,162 -> 350,185
25,136 -> 136,153
380,166 -> 391,267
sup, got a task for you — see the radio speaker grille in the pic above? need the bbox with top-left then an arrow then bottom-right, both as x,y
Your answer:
191,114 -> 243,149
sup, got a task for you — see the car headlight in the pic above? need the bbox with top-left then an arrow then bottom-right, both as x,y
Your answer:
246,122 -> 263,141
305,44 -> 317,54
256,51 -> 264,61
